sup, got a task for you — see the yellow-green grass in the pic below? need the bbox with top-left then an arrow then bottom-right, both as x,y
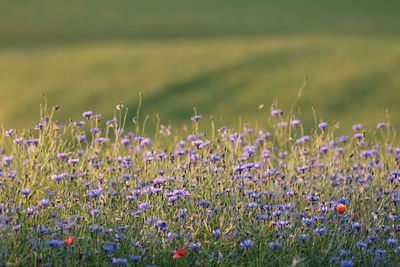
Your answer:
1,35 -> 400,136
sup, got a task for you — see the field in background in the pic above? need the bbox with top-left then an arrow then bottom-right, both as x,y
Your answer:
1,0 -> 400,136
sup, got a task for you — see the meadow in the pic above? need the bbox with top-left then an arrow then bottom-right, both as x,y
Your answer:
0,100 -> 400,266
1,1 -> 400,266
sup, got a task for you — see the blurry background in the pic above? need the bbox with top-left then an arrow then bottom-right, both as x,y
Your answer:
1,0 -> 400,135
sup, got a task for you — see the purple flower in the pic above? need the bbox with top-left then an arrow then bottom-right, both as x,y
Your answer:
375,249 -> 386,255
104,244 -> 115,252
341,260 -> 354,267
57,153 -> 68,159
87,188 -> 103,198
20,189 -> 31,196
156,220 -> 168,229
130,210 -> 142,216
315,228 -> 327,234
387,239 -> 398,245
196,200 -> 210,207
139,202 -> 152,210
377,122 -> 387,129
77,135 -> 86,142
91,209 -> 100,216
356,242 -> 367,248
2,156 -> 13,165
38,199 -> 50,207
318,121 -> 328,130
272,210 -> 282,217
82,111 -> 93,118
269,242 -> 282,249
352,123 -> 363,131
291,120 -> 301,127
191,115 -> 203,121
121,138 -> 130,145
240,239 -> 254,249
68,159 -> 79,164
271,109 -> 283,116
5,129 -> 14,136
189,242 -> 201,250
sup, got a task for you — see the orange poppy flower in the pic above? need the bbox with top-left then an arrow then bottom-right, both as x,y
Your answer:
173,248 -> 187,258
64,237 -> 74,246
337,204 -> 346,214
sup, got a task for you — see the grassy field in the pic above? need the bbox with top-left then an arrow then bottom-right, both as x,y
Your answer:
0,104 -> 400,266
0,0 -> 400,135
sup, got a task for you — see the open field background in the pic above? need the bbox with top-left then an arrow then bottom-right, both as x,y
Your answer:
1,0 -> 400,135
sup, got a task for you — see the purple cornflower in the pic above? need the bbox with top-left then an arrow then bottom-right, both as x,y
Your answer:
341,260 -> 354,267
191,115 -> 202,121
57,153 -> 68,159
192,140 -> 203,147
87,188 -> 103,198
139,203 -> 152,210
20,189 -> 31,196
5,129 -> 14,136
375,249 -> 386,255
240,239 -> 254,249
130,210 -> 142,216
2,156 -> 13,165
247,202 -> 258,209
94,137 -> 107,144
140,138 -> 152,147
271,109 -> 283,116
91,209 -> 100,216
315,228 -> 327,234
74,121 -> 86,127
156,220 -> 168,229
356,242 -> 367,248
189,242 -> 201,250
196,200 -> 210,207
121,138 -> 130,145
352,222 -> 361,230
272,210 -> 282,217
387,239 -> 398,245
82,111 -> 93,118
291,120 -> 301,127
51,174 -> 63,181
77,135 -> 86,142
38,199 -> 50,207
269,242 -> 282,249
377,122 -> 387,129
68,159 -> 79,164
352,123 -> 363,131
318,121 -> 328,130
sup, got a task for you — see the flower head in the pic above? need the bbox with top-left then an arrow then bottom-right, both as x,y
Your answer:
173,248 -> 187,258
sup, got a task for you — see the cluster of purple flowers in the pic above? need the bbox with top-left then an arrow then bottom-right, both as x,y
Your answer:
1,105 -> 399,266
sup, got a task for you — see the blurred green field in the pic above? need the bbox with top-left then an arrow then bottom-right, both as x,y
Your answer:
1,0 -> 400,135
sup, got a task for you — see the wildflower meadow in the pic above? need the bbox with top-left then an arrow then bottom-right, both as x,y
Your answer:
1,98 -> 400,266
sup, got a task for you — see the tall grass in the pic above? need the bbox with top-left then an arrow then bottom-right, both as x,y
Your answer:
0,100 -> 399,266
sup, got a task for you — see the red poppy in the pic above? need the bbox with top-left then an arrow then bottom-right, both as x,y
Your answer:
64,237 -> 74,246
337,204 -> 346,214
173,248 -> 187,258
